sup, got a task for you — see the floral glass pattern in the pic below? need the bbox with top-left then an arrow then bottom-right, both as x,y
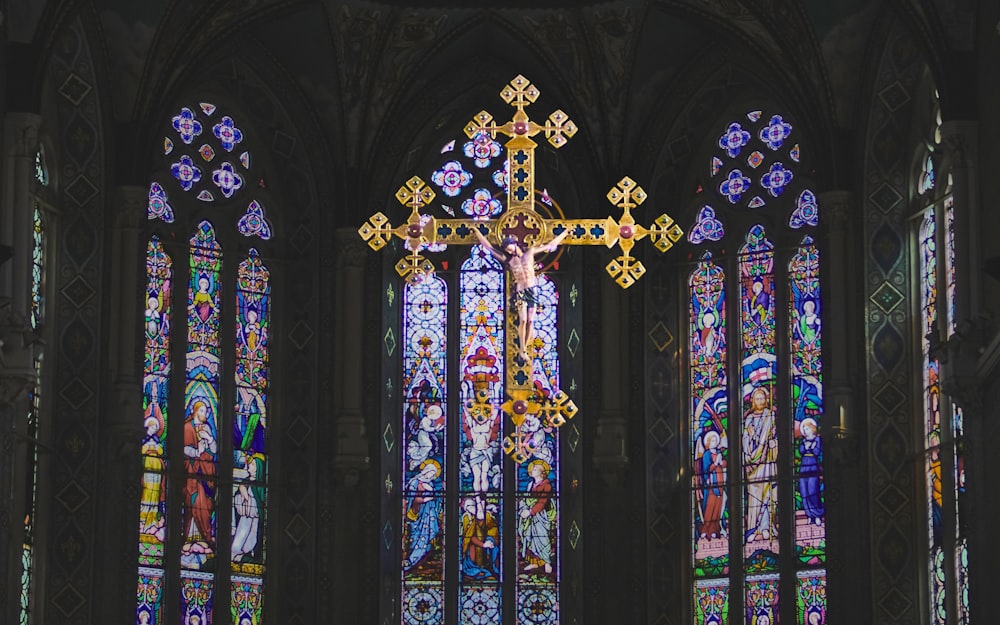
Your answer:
172,107 -> 204,145
688,206 -> 725,244
432,161 -> 474,197
461,189 -> 503,220
464,132 -> 502,168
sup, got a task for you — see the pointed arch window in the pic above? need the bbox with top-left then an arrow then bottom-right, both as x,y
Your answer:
395,246 -> 565,625
688,109 -> 826,625
386,128 -> 579,625
21,151 -> 49,625
139,101 -> 274,625
914,91 -> 968,624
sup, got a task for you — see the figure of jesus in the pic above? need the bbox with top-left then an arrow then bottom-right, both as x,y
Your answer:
474,227 -> 569,360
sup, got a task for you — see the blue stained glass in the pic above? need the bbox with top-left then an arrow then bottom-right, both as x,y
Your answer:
688,206 -> 725,244
718,122 -> 752,158
739,225 -> 779,572
789,237 -> 825,565
172,107 -> 203,145
402,276 -> 448,614
212,116 -> 244,152
458,246 -> 505,621
237,200 -> 273,240
759,162 -> 793,198
515,278 -> 560,624
492,160 -> 510,193
461,189 -> 503,220
719,170 -> 751,204
432,160 -> 473,197
147,182 -> 175,223
180,572 -> 214,625
171,155 -> 203,191
211,162 -> 243,198
464,132 -> 502,168
758,115 -> 792,151
183,223 -> 222,571
690,254 -> 730,579
789,190 -> 818,229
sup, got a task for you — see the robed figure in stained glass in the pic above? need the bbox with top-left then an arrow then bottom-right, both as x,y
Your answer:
404,459 -> 444,570
743,387 -> 777,541
182,399 -> 218,553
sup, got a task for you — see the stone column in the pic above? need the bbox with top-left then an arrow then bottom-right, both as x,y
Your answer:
97,186 -> 145,625
0,111 -> 40,625
592,274 -> 628,484
1,113 -> 40,320
332,228 -> 370,483
818,190 -> 867,624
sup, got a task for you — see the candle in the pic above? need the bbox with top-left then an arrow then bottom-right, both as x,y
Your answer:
838,405 -> 846,431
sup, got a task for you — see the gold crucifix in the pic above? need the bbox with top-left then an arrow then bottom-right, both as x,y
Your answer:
359,75 -> 683,463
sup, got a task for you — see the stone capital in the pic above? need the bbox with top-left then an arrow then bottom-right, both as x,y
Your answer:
818,190 -> 852,233
4,112 -> 42,158
335,227 -> 370,269
111,185 -> 148,225
938,120 -> 978,169
592,413 -> 628,486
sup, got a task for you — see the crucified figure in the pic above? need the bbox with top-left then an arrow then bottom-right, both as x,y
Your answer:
475,227 -> 569,361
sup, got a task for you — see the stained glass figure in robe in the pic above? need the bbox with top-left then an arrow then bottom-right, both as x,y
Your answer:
739,225 -> 779,573
515,277 -> 560,625
458,246 -> 505,622
401,276 -> 448,625
788,236 -> 826,625
690,253 -> 730,583
138,236 -> 172,625
181,221 -> 223,625
919,208 -> 946,625
231,249 -> 271,625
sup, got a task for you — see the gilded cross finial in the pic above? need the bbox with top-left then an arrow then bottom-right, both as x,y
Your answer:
359,75 -> 683,464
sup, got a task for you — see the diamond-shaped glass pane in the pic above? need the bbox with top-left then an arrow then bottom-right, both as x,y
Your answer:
383,423 -> 395,453
566,328 -> 580,357
870,281 -> 904,313
648,321 -> 674,352
384,328 -> 396,356
568,521 -> 581,549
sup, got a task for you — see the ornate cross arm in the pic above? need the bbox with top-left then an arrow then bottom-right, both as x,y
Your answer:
500,389 -> 578,463
358,176 -> 438,283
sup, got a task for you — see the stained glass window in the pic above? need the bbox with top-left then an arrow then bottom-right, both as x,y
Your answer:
139,101 -> 274,625
689,110 -> 824,625
917,188 -> 968,625
396,244 -> 564,625
21,197 -> 47,625
919,208 -> 946,625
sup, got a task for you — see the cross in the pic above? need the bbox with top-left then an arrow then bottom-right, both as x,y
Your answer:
359,75 -> 683,463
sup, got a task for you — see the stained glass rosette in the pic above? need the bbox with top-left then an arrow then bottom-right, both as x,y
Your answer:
402,276 -> 448,625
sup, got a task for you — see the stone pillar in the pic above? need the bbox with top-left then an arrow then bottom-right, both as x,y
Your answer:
97,186 -> 145,625
592,274 -> 628,484
0,111 -> 40,625
818,190 -> 867,624
332,228 -> 370,484
1,113 -> 40,320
